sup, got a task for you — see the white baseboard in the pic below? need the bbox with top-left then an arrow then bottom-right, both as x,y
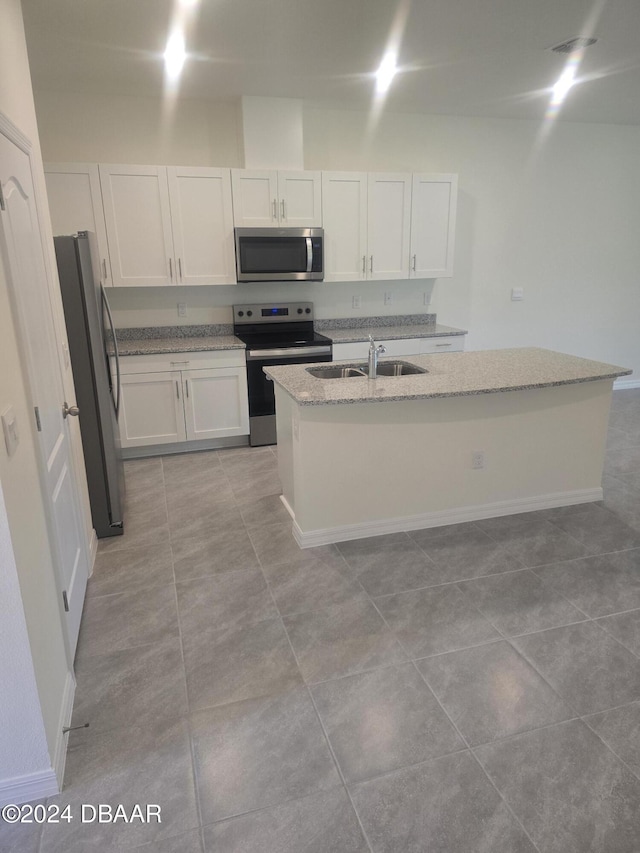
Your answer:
0,769 -> 59,808
122,435 -> 249,459
52,670 -> 76,790
292,487 -> 603,548
88,529 -> 98,577
614,378 -> 640,390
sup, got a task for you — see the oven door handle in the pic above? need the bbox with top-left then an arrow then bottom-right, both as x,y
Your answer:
306,237 -> 313,273
247,346 -> 332,361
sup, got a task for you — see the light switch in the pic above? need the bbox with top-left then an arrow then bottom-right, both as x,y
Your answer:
511,288 -> 524,301
2,405 -> 19,457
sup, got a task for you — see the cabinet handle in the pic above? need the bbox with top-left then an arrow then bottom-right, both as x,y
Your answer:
175,380 -> 180,399
178,258 -> 183,281
436,342 -> 452,347
412,254 -> 417,272
281,199 -> 286,220
169,258 -> 173,281
272,199 -> 277,220
369,255 -> 373,273
185,379 -> 189,398
102,258 -> 108,280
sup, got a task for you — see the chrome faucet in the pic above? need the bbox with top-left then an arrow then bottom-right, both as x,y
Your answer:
368,335 -> 386,379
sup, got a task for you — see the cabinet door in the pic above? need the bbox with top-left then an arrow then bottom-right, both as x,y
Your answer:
99,164 -> 175,286
183,367 -> 249,440
44,162 -> 112,286
321,172 -> 368,281
119,372 -> 186,447
410,174 -> 458,278
167,167 -> 236,285
231,170 -> 279,227
367,173 -> 411,280
277,171 -> 322,226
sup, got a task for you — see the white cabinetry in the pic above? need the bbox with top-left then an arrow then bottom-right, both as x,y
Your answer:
99,165 -> 235,287
231,170 -> 322,227
44,162 -> 112,285
321,172 -> 368,282
367,173 -> 412,280
117,350 -> 249,450
331,335 -> 465,361
410,174 -> 457,278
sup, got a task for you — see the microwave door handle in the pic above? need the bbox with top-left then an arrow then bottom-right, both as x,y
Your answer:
306,237 -> 313,273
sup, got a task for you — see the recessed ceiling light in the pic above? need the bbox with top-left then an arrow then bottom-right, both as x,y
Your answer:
376,52 -> 398,94
164,29 -> 186,80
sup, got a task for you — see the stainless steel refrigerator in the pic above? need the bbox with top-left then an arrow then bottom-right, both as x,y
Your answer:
54,232 -> 125,538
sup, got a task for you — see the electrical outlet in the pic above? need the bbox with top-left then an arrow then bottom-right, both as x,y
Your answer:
177,302 -> 187,317
352,295 -> 361,309
511,288 -> 524,301
471,450 -> 485,469
384,292 -> 393,305
423,293 -> 431,306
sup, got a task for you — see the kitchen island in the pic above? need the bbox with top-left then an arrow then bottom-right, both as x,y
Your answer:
265,348 -> 631,547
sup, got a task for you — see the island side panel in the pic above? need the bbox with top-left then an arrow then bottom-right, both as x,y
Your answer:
289,379 -> 612,544
274,385 -> 296,516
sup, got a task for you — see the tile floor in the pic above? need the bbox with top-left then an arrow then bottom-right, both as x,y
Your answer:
5,389 -> 640,852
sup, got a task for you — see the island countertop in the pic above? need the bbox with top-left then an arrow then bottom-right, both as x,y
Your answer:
265,347 -> 632,407
321,322 -> 467,344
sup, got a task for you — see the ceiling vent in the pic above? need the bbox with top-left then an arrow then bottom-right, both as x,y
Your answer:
549,37 -> 598,54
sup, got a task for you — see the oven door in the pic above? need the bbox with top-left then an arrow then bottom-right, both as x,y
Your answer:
245,345 -> 332,445
235,228 -> 323,282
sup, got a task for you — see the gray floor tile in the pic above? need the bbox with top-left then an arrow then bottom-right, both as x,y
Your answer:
191,687 -> 341,823
458,569 -> 585,636
166,490 -> 241,539
237,492 -> 292,527
129,828 -> 204,852
125,488 -> 168,528
40,720 -> 198,852
337,532 -> 440,596
76,584 -> 179,660
409,522 -> 523,582
283,599 -> 406,683
534,549 -> 640,618
548,504 -> 640,555
230,467 -> 282,501
311,663 -> 463,782
97,519 -> 171,554
172,525 -> 260,581
605,445 -> 640,477
586,702 -> 640,779
218,447 -> 279,478
476,719 -> 640,853
512,621 -> 640,715
182,618 -> 302,710
162,449 -> 221,478
476,513 -> 590,566
87,542 -> 174,598
72,636 -> 188,735
595,608 -> 640,655
176,570 -> 278,636
248,522 -> 306,566
374,585 -> 500,658
202,788 -> 369,853
350,750 -> 537,853
263,553 -> 367,616
124,457 -> 164,495
418,641 -> 573,746
0,813 -> 42,853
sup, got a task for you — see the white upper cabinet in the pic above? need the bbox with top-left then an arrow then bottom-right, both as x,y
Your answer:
100,164 -> 235,286
167,167 -> 235,285
367,173 -> 412,280
410,174 -> 458,278
44,162 -> 113,286
99,165 -> 174,287
231,169 -> 322,227
321,172 -> 368,282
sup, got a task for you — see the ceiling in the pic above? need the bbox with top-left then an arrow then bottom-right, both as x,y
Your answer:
20,0 -> 640,125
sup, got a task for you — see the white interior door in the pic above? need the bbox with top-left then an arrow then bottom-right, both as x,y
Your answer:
0,133 -> 89,657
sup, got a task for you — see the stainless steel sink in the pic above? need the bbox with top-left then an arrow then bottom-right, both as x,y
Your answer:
306,361 -> 427,379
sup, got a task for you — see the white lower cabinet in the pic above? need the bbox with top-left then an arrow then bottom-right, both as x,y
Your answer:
117,351 -> 249,450
331,335 -> 465,361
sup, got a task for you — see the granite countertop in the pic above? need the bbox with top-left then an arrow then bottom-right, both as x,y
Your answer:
323,322 -> 467,344
265,347 -> 632,407
114,335 -> 245,356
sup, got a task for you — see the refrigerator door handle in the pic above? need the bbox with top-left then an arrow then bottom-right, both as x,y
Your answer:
101,284 -> 121,419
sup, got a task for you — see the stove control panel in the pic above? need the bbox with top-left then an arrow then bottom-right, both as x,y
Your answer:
233,302 -> 314,324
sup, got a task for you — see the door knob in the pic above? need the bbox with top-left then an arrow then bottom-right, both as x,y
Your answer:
62,402 -> 80,418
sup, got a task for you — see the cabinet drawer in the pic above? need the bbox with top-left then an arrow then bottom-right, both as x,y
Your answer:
117,349 -> 246,375
332,337 -> 425,361
420,336 -> 465,354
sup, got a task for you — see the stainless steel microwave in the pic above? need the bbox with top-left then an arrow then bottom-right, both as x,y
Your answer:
234,227 -> 324,282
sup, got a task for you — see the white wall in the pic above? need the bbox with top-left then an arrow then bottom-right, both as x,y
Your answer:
0,0 -> 74,794
34,91 -> 640,379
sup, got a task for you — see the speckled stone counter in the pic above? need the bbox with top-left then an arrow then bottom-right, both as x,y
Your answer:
272,347 -> 631,547
321,322 -> 466,344
111,325 -> 245,355
265,347 -> 631,407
